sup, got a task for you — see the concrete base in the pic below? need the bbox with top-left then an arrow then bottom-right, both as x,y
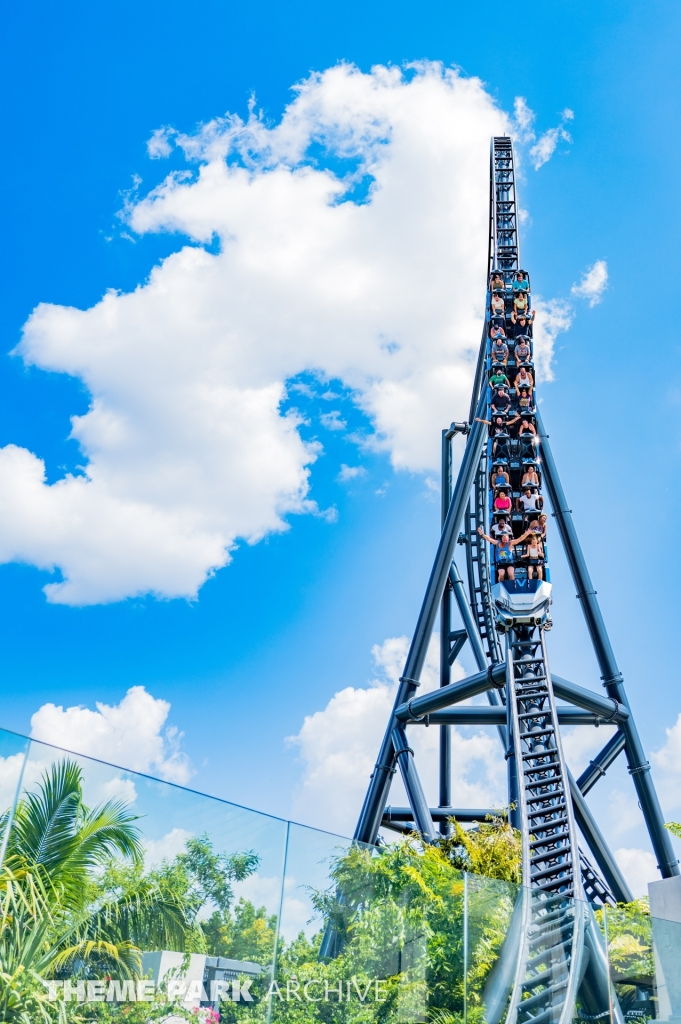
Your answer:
649,877 -> 681,1020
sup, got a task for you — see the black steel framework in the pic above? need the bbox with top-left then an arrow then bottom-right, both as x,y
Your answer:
353,136 -> 677,1024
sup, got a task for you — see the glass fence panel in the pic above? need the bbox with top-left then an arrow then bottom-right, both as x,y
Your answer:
1,735 -> 288,1021
5,725 -> 681,1024
649,912 -> 681,1022
597,902 -> 681,1024
466,871 -> 519,1024
600,902 -> 655,1022
0,727 -> 30,862
273,825 -> 469,1024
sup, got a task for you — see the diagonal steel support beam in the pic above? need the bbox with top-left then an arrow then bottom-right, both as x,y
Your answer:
354,393 -> 489,844
391,727 -> 436,840
569,771 -> 633,903
577,730 -> 626,796
394,665 -> 628,724
538,411 -> 679,879
395,664 -> 506,721
384,806 -> 501,823
408,707 -> 620,726
449,561 -> 507,746
552,675 -> 629,723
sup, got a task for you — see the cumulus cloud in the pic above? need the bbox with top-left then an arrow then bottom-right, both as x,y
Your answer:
615,847 -> 658,899
559,722 -> 617,778
287,635 -> 505,835
320,410 -> 346,432
30,685 -> 192,784
532,298 -> 573,383
512,97 -> 535,141
571,260 -> 608,306
144,827 -> 194,866
511,99 -> 573,170
337,464 -> 366,482
0,63 -> 574,606
650,712 -> 681,817
147,126 -> 176,159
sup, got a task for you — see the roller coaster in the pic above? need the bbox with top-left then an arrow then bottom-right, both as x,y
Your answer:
352,138 -> 679,1024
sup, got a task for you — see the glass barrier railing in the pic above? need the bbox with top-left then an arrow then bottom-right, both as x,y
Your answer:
0,725 -> 677,1023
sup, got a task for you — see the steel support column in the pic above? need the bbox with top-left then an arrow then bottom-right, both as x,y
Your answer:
384,806 -> 500,823
354,392 -> 489,844
449,561 -> 507,746
391,726 -> 436,841
439,430 -> 453,835
537,411 -> 679,878
568,772 -> 633,903
577,731 -> 627,796
395,663 -> 506,721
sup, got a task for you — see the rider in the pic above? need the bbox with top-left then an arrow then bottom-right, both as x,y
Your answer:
491,338 -> 509,364
514,337 -> 532,364
490,368 -> 511,390
477,525 -> 523,582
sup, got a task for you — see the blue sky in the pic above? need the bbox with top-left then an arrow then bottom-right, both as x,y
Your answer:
2,0 -> 681,891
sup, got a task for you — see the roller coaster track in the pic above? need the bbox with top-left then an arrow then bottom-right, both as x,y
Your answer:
351,133 -> 679,1023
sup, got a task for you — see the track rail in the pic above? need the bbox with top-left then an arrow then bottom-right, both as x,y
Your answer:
471,139 -> 617,1024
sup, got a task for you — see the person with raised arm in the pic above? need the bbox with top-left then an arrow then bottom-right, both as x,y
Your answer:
516,526 -> 545,580
477,525 -> 523,582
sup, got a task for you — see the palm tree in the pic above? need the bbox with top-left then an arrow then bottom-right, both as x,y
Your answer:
3,759 -> 143,911
0,759 -> 194,1021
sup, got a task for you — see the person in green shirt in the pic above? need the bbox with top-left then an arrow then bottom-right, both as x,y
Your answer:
489,370 -> 510,390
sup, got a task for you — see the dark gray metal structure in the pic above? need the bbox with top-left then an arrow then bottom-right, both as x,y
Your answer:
352,136 -> 677,1024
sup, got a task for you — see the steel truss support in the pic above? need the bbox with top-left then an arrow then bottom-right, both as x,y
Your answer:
392,726 -> 436,841
577,731 -> 626,795
353,393 -> 488,845
568,770 -> 633,903
353,136 -> 673,944
537,411 -> 679,879
393,665 -> 629,724
439,429 -> 454,835
409,707 -> 623,726
384,806 -> 500,823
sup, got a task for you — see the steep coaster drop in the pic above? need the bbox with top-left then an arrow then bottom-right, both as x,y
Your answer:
350,137 -> 679,1024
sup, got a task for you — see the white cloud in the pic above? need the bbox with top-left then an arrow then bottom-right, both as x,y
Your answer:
147,127 -> 176,159
532,297 -> 573,383
337,464 -> 366,482
615,847 -> 659,899
651,712 -> 681,815
144,827 -> 194,867
0,62 -> 518,606
512,97 -> 535,141
529,119 -> 573,170
571,260 -> 608,306
287,635 -> 505,836
560,723 -> 617,778
511,99 -> 573,170
0,64 -> 577,607
29,685 -> 192,784
320,410 -> 346,431
0,752 -> 28,818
